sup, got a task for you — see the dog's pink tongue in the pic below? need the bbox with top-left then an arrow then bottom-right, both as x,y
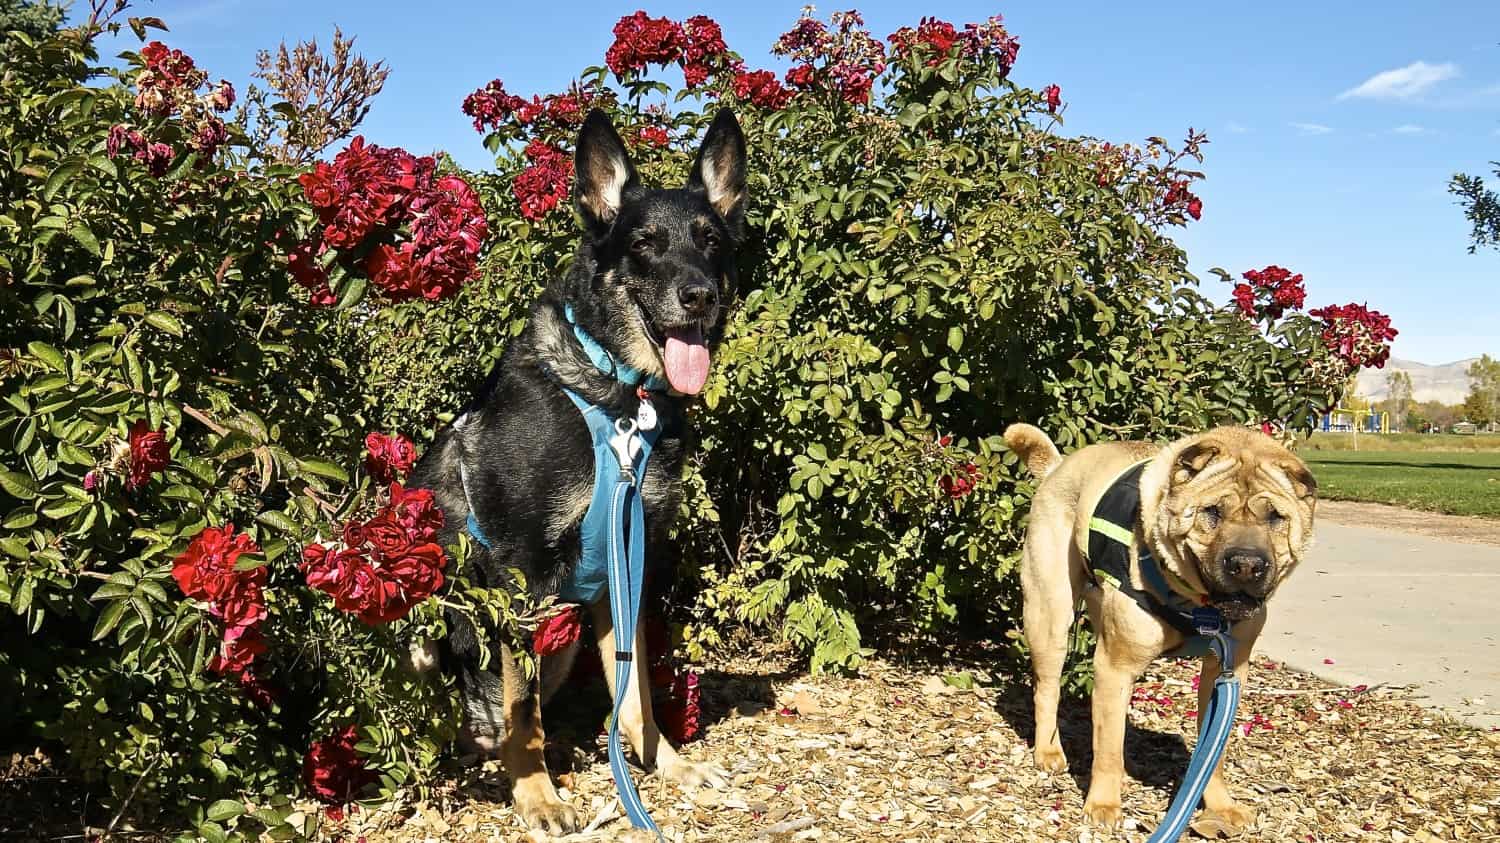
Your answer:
663,326 -> 710,395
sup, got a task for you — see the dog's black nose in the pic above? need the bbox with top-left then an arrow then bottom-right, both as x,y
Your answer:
677,281 -> 717,318
1222,548 -> 1271,584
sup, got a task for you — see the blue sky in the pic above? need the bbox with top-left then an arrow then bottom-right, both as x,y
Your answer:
91,1 -> 1500,364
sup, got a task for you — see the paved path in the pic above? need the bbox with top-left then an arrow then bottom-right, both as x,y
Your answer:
1260,519 -> 1500,729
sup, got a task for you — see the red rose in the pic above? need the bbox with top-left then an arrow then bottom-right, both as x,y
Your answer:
209,625 -> 267,675
1186,197 -> 1203,221
303,726 -> 375,806
462,78 -> 528,134
214,583 -> 267,632
532,605 -> 583,656
386,484 -> 443,542
172,524 -> 263,603
732,69 -> 793,110
302,488 -> 447,625
938,462 -> 981,499
301,544 -> 364,594
126,419 -> 170,490
364,432 -> 417,484
605,11 -> 687,77
208,79 -> 235,112
135,142 -> 175,177
785,64 -> 816,89
1044,84 -> 1062,113
1232,283 -> 1257,317
637,126 -> 671,148
299,163 -> 339,210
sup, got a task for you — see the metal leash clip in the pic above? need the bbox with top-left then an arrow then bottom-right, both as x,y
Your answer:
609,417 -> 641,480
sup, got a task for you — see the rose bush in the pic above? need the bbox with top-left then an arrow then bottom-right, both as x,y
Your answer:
1,3 -> 1392,834
0,11 -> 527,836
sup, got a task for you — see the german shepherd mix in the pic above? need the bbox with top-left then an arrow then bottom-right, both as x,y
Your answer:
408,109 -> 745,833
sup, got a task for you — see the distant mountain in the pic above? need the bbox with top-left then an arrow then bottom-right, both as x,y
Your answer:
1356,358 -> 1478,405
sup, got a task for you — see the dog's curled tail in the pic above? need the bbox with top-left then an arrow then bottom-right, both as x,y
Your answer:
1004,423 -> 1062,479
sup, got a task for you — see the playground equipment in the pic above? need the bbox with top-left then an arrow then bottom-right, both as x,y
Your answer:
1319,407 -> 1388,434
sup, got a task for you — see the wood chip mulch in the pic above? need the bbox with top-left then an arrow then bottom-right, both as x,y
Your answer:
341,650 -> 1500,843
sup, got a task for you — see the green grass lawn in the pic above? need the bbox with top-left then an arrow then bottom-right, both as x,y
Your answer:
1301,447 -> 1500,518
1304,432 -> 1500,452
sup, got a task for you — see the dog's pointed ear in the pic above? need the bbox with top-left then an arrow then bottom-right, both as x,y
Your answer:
574,109 -> 638,237
1172,441 -> 1222,485
687,108 -> 747,234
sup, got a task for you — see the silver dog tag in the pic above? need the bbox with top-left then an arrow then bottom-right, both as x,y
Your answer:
636,396 -> 658,432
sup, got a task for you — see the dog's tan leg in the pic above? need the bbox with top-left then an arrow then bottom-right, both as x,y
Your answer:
1020,520 -> 1081,774
590,600 -> 728,789
500,643 -> 579,835
1196,615 -> 1264,834
1083,623 -> 1154,828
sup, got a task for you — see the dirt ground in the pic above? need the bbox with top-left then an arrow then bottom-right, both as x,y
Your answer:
334,650 -> 1500,843
1315,499 -> 1500,547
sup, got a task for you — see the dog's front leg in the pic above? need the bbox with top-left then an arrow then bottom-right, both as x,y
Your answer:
1084,631 -> 1153,828
1196,616 -> 1264,834
499,642 -> 579,835
589,600 -> 728,789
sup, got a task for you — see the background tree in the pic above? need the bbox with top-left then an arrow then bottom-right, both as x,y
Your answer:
1410,399 -> 1461,433
1383,369 -> 1413,432
1464,354 -> 1500,429
1450,163 -> 1500,253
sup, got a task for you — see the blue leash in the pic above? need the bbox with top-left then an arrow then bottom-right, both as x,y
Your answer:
603,435 -> 661,836
1146,607 -> 1241,843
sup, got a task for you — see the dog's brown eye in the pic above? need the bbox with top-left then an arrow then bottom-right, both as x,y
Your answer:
630,235 -> 656,256
1201,505 -> 1222,524
699,228 -> 720,252
1267,510 -> 1286,527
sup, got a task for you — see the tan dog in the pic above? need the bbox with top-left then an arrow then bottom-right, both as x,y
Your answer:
1004,424 -> 1317,832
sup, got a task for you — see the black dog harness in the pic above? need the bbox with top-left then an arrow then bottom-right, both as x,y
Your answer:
1085,461 -> 1226,659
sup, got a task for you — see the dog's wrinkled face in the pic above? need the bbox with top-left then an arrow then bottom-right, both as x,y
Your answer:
572,109 -> 746,395
1152,428 -> 1318,620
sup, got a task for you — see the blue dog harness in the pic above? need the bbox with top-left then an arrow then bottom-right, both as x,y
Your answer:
1085,460 -> 1243,842
463,304 -> 668,837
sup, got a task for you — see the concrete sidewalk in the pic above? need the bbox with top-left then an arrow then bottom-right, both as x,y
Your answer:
1259,520 -> 1500,729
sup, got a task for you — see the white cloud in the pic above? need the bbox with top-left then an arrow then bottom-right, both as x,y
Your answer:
1226,122 -> 1249,134
1392,124 -> 1429,135
1338,61 -> 1460,100
1291,122 -> 1334,135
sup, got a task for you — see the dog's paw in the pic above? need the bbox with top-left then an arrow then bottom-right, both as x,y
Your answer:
1082,795 -> 1124,829
1033,743 -> 1069,773
1194,802 -> 1257,837
514,783 -> 579,836
659,756 -> 729,789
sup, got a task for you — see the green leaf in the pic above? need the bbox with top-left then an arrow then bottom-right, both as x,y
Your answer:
296,459 -> 348,483
26,341 -> 65,372
69,223 -> 100,257
92,600 -> 128,641
0,471 -> 39,500
205,800 -> 245,822
144,311 -> 184,337
333,272 -> 368,311
255,510 -> 301,537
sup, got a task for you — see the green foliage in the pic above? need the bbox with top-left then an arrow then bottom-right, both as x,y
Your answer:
357,17 -> 1339,677
0,16 -> 521,831
0,0 -> 62,60
1450,163 -> 1500,253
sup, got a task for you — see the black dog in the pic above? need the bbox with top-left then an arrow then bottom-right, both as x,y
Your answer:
408,108 -> 746,833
